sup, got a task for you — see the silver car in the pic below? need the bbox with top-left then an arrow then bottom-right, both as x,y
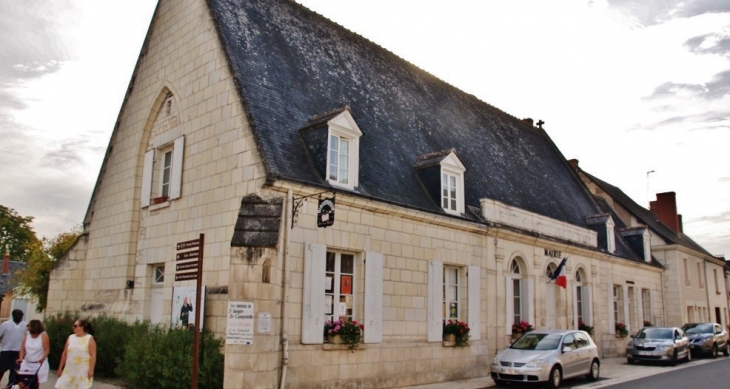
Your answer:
490,330 -> 600,388
682,322 -> 730,357
626,326 -> 691,365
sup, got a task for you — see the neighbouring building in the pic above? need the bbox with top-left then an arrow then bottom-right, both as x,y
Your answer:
571,161 -> 729,328
0,250 -> 40,321
46,1 -> 717,388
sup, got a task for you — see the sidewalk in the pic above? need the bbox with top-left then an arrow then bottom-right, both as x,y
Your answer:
0,370 -> 125,389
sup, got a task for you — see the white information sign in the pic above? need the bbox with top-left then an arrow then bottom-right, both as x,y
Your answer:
226,301 -> 255,345
258,312 -> 271,334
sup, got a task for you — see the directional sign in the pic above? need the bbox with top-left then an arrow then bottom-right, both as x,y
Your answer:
175,272 -> 199,281
176,250 -> 199,261
176,261 -> 199,272
177,239 -> 200,250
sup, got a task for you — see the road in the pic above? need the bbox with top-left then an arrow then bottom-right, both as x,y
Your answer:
600,357 -> 730,389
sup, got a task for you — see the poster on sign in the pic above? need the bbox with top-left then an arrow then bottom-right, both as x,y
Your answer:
226,301 -> 255,345
172,286 -> 205,330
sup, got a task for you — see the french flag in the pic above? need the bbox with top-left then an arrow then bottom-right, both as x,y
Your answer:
550,257 -> 568,289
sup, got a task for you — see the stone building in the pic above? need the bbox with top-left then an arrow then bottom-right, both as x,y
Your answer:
572,162 -> 729,328
44,0 -> 709,387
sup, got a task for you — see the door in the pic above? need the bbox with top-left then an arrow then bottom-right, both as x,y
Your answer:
560,333 -> 580,377
573,332 -> 592,373
150,288 -> 163,324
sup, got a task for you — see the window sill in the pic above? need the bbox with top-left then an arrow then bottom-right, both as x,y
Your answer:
322,343 -> 366,351
149,201 -> 171,211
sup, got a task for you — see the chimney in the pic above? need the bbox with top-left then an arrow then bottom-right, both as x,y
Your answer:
2,249 -> 9,275
649,192 -> 680,233
522,118 -> 534,128
568,159 -> 579,170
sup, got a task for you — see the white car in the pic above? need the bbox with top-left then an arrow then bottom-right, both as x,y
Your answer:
490,330 -> 600,388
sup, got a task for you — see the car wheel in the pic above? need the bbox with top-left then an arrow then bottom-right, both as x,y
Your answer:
586,359 -> 600,381
627,357 -> 636,365
548,366 -> 562,389
712,344 -> 718,359
669,350 -> 678,366
494,379 -> 507,386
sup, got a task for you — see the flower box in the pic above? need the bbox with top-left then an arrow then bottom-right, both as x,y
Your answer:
153,196 -> 169,204
324,319 -> 364,351
443,320 -> 470,347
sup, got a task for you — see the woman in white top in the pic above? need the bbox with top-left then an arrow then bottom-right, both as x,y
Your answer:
16,319 -> 50,387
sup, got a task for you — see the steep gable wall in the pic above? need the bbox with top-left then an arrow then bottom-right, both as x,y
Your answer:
48,0 -> 267,327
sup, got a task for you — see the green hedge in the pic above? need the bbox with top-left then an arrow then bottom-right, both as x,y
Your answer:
44,313 -> 223,388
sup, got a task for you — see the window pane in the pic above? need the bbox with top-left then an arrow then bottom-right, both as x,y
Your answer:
330,135 -> 338,150
326,252 -> 336,272
340,254 -> 354,274
447,286 -> 457,303
340,139 -> 349,155
446,268 -> 457,284
449,175 -> 456,187
450,199 -> 456,210
329,164 -> 338,181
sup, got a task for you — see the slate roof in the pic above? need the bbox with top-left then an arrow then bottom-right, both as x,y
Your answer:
582,171 -> 713,257
208,0 -> 604,230
592,197 -> 661,266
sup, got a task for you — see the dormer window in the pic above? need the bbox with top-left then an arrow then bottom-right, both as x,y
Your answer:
619,227 -> 652,263
414,148 -> 466,216
586,213 -> 615,253
299,107 -> 361,191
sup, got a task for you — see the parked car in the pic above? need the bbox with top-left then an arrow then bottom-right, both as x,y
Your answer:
626,326 -> 691,365
490,330 -> 600,388
682,322 -> 730,357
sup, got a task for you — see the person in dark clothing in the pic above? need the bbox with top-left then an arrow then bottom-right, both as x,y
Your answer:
180,297 -> 193,328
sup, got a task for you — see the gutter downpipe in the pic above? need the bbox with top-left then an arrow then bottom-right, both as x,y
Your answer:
279,189 -> 292,389
704,260 -> 711,322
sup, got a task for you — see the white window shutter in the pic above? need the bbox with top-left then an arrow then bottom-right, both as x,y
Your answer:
608,284 -> 615,334
467,265 -> 480,340
622,285 -> 630,332
583,286 -> 593,326
505,276 -> 514,335
524,278 -> 535,327
141,150 -> 154,207
364,251 -> 383,343
636,288 -> 644,328
427,261 -> 443,342
301,242 -> 326,344
572,285 -> 579,329
170,135 -> 185,199
647,290 -> 653,324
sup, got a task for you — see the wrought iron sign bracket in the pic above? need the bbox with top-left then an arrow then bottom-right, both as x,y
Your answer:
292,191 -> 335,229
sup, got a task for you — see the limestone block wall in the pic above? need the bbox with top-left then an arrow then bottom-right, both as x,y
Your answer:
47,0 -> 266,331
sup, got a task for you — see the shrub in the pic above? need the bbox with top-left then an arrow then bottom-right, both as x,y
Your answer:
116,326 -> 223,389
443,320 -> 470,347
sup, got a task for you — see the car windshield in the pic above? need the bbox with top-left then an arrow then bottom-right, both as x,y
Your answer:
682,324 -> 712,334
511,333 -> 562,350
636,328 -> 673,339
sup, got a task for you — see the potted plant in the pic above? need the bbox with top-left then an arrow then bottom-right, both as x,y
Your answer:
511,321 -> 534,340
443,320 -> 470,347
578,319 -> 594,336
615,322 -> 629,338
324,319 -> 364,351
643,320 -> 653,327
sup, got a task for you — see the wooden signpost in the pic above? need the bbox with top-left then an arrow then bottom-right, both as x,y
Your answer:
176,233 -> 204,389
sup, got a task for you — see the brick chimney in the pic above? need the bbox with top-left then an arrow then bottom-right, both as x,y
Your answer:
2,249 -> 9,275
522,118 -> 534,128
649,192 -> 682,233
567,159 -> 579,170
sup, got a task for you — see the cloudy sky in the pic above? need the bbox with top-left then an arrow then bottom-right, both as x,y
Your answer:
1,0 -> 728,256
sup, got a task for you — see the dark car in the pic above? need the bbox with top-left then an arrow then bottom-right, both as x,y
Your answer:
626,327 -> 691,366
682,323 -> 730,358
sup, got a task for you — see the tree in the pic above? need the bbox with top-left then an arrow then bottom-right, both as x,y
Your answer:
0,205 -> 39,262
16,226 -> 82,312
